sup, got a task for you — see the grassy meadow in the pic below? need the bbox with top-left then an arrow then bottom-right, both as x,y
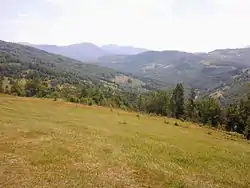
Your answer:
0,95 -> 250,188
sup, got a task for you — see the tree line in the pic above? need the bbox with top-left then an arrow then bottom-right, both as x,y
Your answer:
1,76 -> 249,140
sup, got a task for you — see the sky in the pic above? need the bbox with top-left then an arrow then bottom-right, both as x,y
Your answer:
1,0 -> 250,52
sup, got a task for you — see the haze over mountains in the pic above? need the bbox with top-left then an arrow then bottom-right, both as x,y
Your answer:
101,44 -> 148,55
22,42 -> 148,61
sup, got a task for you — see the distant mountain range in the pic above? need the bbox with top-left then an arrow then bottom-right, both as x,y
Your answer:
18,41 -> 250,102
20,42 -> 148,61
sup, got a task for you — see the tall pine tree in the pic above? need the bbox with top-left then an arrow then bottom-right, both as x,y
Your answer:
186,88 -> 197,121
171,83 -> 185,119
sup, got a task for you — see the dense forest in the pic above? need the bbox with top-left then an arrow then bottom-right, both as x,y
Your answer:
1,41 -> 250,140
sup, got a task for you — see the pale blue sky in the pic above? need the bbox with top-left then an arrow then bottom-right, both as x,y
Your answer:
1,0 -> 250,52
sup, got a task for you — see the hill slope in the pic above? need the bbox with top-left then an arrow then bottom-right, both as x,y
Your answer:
1,95 -> 250,187
0,40 -> 154,90
209,68 -> 250,104
96,49 -> 250,96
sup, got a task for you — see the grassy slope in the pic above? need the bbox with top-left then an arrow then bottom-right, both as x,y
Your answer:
0,95 -> 249,188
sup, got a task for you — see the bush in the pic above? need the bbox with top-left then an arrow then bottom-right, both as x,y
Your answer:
174,122 -> 180,126
164,119 -> 169,124
87,98 -> 94,106
80,97 -> 95,106
69,97 -> 76,103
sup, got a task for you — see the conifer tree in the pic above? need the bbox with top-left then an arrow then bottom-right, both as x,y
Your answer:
171,83 -> 185,119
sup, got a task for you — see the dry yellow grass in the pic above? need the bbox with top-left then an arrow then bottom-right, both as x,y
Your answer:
0,95 -> 250,188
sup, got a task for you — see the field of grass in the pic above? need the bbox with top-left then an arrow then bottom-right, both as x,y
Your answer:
0,95 -> 250,188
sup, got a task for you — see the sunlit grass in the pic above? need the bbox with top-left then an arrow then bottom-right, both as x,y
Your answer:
0,95 -> 249,187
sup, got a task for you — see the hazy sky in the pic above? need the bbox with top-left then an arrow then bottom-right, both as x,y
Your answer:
1,0 -> 250,52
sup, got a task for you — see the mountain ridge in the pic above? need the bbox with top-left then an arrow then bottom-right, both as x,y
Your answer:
95,48 -> 250,101
20,42 -> 148,61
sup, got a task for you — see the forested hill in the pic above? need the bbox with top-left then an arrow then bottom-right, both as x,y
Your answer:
96,49 -> 250,102
209,68 -> 250,104
0,40 -> 159,90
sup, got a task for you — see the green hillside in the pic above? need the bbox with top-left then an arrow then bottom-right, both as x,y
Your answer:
209,68 -> 250,104
0,40 -> 153,91
96,49 -> 250,99
1,95 -> 250,187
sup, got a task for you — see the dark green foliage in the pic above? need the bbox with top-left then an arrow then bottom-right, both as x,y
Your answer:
186,88 -> 197,120
226,88 -> 250,138
197,98 -> 222,127
244,117 -> 250,140
226,104 -> 240,131
0,76 -> 3,92
11,81 -> 25,96
25,79 -> 40,97
136,90 -> 171,116
171,83 -> 185,119
4,85 -> 10,94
